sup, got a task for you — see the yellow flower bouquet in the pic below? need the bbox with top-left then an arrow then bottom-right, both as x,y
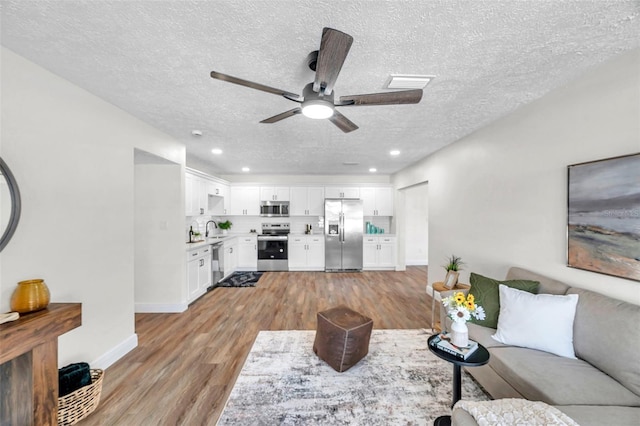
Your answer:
442,291 -> 486,324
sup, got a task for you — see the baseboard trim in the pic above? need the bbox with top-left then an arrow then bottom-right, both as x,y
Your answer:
406,260 -> 428,266
91,333 -> 138,370
135,302 -> 188,313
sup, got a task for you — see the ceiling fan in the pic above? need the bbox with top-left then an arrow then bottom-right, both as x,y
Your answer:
210,27 -> 423,133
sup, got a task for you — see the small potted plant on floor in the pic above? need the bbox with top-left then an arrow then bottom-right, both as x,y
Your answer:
218,220 -> 232,234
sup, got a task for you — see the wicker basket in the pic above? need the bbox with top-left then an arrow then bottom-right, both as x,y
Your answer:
58,369 -> 104,426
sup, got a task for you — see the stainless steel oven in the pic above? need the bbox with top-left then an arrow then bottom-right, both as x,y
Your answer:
257,223 -> 289,271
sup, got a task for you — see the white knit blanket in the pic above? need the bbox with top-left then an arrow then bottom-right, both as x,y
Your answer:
455,399 -> 580,426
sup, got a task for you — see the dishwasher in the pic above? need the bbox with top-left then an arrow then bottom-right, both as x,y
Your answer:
210,242 -> 224,289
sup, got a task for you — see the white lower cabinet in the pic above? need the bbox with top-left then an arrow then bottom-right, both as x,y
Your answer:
223,239 -> 238,279
237,235 -> 257,271
363,236 -> 396,270
288,235 -> 325,271
186,245 -> 212,303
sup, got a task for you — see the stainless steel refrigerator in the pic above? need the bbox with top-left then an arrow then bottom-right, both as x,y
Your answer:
325,199 -> 363,271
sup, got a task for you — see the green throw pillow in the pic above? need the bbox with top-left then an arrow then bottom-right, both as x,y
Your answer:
468,272 -> 539,328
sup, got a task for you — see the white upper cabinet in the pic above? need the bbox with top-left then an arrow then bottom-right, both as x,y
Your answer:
290,186 -> 325,216
360,186 -> 394,216
260,186 -> 290,201
324,186 -> 360,199
230,186 -> 260,215
186,171 -> 231,216
185,173 -> 208,216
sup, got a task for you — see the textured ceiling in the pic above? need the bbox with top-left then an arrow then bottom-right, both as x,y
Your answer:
1,1 -> 639,176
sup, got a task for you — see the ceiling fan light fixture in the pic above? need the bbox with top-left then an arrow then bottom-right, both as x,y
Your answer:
301,100 -> 334,119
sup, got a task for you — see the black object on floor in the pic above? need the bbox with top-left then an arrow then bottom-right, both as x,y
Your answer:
215,271 -> 264,288
59,362 -> 91,397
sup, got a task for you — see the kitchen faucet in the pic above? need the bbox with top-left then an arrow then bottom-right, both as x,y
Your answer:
205,220 -> 218,237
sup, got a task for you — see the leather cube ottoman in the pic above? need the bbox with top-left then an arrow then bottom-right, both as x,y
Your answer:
313,305 -> 373,372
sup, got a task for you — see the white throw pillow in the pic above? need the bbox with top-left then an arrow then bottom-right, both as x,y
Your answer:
492,284 -> 579,358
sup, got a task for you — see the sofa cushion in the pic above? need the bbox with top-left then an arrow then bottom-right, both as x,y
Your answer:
453,404 -> 640,426
468,273 -> 539,328
568,287 -> 640,397
505,267 -> 570,295
488,346 -> 640,406
556,406 -> 640,426
492,285 -> 578,358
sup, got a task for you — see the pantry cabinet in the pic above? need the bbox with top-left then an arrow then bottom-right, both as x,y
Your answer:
363,236 -> 396,270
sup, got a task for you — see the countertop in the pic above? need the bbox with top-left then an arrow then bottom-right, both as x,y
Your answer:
186,233 -> 396,251
185,233 -> 258,251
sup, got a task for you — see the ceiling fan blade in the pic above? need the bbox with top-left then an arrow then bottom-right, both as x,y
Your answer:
210,71 -> 301,101
328,110 -> 359,133
338,89 -> 423,106
313,28 -> 353,96
260,108 -> 302,124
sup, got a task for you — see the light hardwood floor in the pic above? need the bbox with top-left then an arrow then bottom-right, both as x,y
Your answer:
81,267 -> 431,425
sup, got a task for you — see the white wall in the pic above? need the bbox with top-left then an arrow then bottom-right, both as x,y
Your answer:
0,47 -> 186,367
403,183 -> 429,265
134,159 -> 186,312
393,49 -> 640,304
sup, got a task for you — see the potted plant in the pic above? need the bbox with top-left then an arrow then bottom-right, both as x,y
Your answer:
444,254 -> 464,272
443,255 -> 464,289
218,220 -> 232,234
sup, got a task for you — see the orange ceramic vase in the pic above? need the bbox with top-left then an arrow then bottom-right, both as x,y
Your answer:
10,279 -> 51,313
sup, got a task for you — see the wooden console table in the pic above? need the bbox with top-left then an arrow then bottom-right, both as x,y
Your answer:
0,303 -> 82,425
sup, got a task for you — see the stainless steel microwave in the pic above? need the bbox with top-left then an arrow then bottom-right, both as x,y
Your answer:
260,201 -> 289,217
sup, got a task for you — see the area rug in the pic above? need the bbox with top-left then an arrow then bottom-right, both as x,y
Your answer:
216,271 -> 263,288
217,329 -> 490,425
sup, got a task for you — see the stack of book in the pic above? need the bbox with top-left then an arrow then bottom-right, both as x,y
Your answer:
430,332 -> 478,359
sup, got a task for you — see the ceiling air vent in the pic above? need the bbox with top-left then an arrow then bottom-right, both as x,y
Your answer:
384,74 -> 434,90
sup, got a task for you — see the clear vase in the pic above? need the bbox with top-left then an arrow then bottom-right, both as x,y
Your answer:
451,320 -> 469,347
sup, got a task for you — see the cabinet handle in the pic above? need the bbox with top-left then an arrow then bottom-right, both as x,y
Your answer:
191,252 -> 198,257
230,247 -> 233,253
199,259 -> 204,267
200,208 -> 204,215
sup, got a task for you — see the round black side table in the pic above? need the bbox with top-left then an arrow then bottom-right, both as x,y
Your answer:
428,334 -> 490,426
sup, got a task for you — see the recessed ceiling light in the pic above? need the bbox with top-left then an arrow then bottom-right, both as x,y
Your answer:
242,167 -> 250,172
369,168 -> 377,173
191,130 -> 203,137
211,148 -> 223,155
390,150 -> 400,156
384,75 -> 435,90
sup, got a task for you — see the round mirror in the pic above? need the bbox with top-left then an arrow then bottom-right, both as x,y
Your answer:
0,157 -> 21,252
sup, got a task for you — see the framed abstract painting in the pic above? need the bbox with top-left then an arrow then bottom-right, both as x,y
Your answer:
567,153 -> 640,281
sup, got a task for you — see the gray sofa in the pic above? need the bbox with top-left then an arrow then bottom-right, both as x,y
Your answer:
448,267 -> 640,426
